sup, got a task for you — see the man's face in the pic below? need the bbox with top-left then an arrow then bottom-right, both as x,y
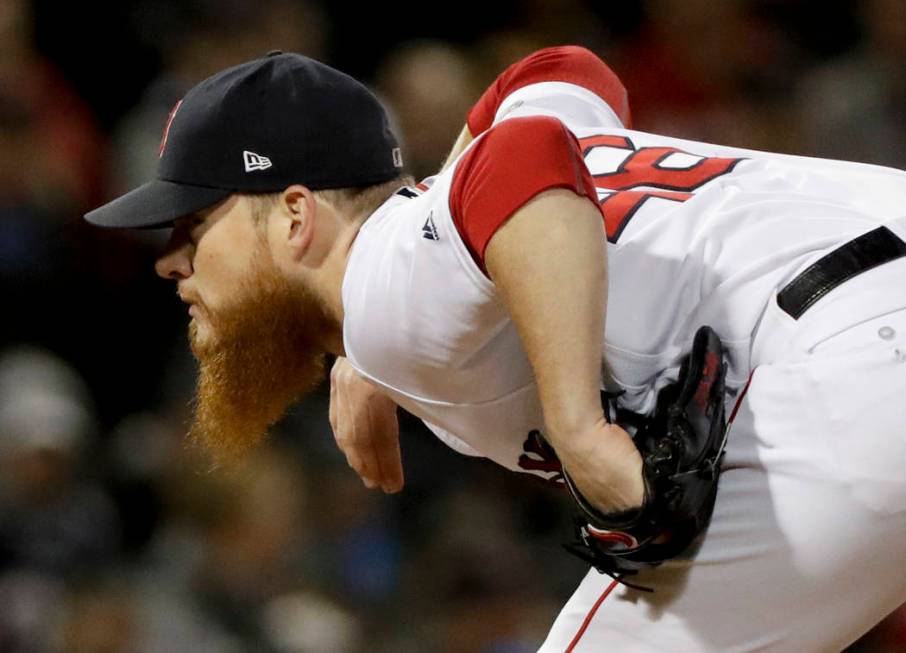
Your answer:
155,196 -> 257,342
155,195 -> 328,467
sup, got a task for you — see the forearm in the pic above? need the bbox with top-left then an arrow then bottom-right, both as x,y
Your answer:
485,188 -> 606,447
485,188 -> 644,512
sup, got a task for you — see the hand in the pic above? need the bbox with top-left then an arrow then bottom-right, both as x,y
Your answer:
328,357 -> 404,493
553,417 -> 645,514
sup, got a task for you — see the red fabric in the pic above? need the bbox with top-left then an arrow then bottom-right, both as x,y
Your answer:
728,369 -> 755,425
449,115 -> 603,273
564,579 -> 620,652
466,45 -> 631,136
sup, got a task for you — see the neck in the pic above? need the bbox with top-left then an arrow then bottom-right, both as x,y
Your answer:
316,223 -> 362,357
316,182 -> 406,356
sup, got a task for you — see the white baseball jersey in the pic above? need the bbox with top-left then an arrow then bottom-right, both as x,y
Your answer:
344,47 -> 906,651
342,47 -> 906,483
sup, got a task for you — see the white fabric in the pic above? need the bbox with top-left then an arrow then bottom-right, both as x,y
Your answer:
540,287 -> 906,653
341,79 -> 906,650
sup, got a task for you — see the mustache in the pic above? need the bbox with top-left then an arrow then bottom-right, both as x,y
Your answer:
177,285 -> 203,306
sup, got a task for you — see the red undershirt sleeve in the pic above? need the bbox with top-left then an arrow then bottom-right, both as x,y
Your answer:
466,45 -> 632,136
449,115 -> 603,275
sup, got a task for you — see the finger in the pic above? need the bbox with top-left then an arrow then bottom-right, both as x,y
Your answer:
368,400 -> 404,493
329,356 -> 346,385
329,377 -> 353,457
332,379 -> 366,473
328,382 -> 339,437
339,428 -> 374,488
336,387 -> 378,488
372,436 -> 403,493
332,358 -> 384,491
347,387 -> 380,487
344,450 -> 377,489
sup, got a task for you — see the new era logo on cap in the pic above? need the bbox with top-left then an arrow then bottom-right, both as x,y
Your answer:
244,151 -> 272,172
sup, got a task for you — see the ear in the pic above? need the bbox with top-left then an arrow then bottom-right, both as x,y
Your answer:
278,184 -> 318,262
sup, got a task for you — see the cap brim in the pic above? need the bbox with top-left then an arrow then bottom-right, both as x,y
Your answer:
84,179 -> 232,229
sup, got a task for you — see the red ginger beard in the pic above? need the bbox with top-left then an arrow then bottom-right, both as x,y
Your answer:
187,248 -> 329,470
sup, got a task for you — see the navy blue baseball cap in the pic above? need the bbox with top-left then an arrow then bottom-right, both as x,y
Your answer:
85,51 -> 403,229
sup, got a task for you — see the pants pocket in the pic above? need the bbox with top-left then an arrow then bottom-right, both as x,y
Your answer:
802,309 -> 906,514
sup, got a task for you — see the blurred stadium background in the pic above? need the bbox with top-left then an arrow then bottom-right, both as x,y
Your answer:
1,0 -> 904,650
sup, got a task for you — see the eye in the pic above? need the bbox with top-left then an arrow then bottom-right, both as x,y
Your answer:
186,215 -> 206,240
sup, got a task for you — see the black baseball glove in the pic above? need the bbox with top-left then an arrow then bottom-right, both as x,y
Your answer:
562,325 -> 728,589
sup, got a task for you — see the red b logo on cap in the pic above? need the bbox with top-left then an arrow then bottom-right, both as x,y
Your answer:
158,100 -> 183,158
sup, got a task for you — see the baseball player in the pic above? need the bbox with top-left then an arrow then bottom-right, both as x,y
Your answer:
84,47 -> 906,651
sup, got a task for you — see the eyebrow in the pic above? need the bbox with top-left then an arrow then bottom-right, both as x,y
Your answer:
179,211 -> 203,223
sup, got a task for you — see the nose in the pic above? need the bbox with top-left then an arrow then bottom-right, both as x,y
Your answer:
154,229 -> 193,280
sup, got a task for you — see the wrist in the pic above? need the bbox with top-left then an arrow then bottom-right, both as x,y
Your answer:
545,412 -> 607,456
549,416 -> 626,465
555,421 -> 646,513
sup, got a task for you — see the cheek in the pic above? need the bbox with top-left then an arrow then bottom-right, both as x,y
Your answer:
193,239 -> 256,311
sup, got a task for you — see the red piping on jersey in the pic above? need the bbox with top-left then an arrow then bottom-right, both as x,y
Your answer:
728,368 -> 756,425
564,579 -> 620,652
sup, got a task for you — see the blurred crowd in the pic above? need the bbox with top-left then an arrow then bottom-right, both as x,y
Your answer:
1,0 -> 905,651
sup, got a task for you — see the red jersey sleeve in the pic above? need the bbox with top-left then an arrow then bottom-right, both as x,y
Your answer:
449,115 -> 603,274
466,45 -> 632,136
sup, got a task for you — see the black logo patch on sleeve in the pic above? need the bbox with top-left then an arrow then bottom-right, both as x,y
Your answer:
422,212 -> 439,241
